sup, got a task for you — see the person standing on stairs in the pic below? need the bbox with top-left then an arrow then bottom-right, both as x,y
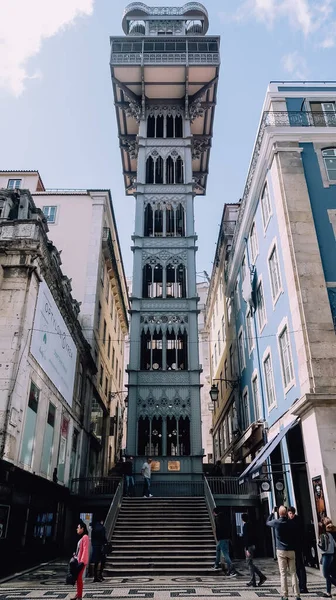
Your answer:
212,506 -> 237,576
91,517 -> 107,582
141,457 -> 152,497
241,513 -> 267,587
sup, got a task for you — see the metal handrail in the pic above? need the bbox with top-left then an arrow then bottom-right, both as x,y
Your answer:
206,476 -> 258,496
104,479 -> 124,541
203,475 -> 216,539
70,477 -> 121,495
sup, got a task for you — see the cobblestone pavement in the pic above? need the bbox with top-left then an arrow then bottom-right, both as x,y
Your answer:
0,559 -> 326,599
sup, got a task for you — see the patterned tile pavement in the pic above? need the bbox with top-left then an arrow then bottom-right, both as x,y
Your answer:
0,559 -> 326,600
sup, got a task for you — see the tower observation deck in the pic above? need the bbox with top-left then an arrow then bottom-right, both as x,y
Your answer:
110,2 -> 220,478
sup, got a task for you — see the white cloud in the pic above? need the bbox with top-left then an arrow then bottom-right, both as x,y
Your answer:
282,52 -> 309,80
0,0 -> 94,96
218,0 -> 335,39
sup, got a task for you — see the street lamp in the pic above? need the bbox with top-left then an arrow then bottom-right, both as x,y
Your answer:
209,377 -> 240,402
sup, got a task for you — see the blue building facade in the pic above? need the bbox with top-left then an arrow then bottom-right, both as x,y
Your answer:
225,82 -> 336,543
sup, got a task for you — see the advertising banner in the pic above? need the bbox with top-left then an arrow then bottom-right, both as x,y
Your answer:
30,280 -> 77,406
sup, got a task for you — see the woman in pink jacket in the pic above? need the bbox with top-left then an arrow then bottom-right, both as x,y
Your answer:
71,521 -> 89,600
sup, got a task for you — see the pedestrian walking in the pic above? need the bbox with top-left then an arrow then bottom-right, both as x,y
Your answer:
124,456 -> 135,496
211,506 -> 237,576
241,513 -> 267,587
318,520 -> 336,598
141,457 -> 152,497
91,518 -> 107,582
71,520 -> 89,600
213,460 -> 222,477
266,505 -> 300,600
287,507 -> 309,594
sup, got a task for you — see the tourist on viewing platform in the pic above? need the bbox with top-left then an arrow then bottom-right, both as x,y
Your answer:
71,521 -> 89,600
141,457 -> 152,498
267,505 -> 300,600
211,506 -> 237,576
241,513 -> 267,587
288,507 -> 309,594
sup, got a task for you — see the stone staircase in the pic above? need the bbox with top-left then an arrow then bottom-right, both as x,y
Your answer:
105,496 -> 216,575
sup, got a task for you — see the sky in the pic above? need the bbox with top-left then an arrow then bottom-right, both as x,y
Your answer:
0,0 -> 336,282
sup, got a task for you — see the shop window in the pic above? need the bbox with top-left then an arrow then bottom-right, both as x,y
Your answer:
40,402 -> 56,477
20,381 -> 39,467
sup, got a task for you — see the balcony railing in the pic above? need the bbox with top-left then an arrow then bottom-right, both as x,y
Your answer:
206,476 -> 258,497
227,110 -> 336,278
111,52 -> 220,65
70,477 -> 121,496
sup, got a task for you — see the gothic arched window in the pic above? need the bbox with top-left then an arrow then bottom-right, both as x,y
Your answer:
166,328 -> 188,371
144,203 -> 153,236
175,114 -> 183,138
142,263 -> 163,298
147,115 -> 155,138
166,263 -> 186,298
146,156 -> 154,183
140,329 -> 163,370
175,156 -> 184,184
138,416 -> 150,455
155,156 -> 164,184
166,156 -> 175,184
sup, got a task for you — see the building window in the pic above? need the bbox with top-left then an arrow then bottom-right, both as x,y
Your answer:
105,282 -> 109,304
103,320 -> 107,345
235,280 -> 240,312
119,369 -> 122,388
7,178 -> 22,189
42,206 -> 57,223
238,328 -> 245,372
257,280 -> 267,331
105,377 -> 108,397
242,388 -> 249,430
241,254 -> 247,281
229,344 -> 234,377
97,302 -> 101,331
252,375 -> 260,421
224,359 -> 228,389
263,353 -> 276,410
250,222 -> 258,263
110,295 -> 114,320
100,258 -> 105,286
166,263 -> 186,298
322,148 -> 336,181
143,263 -> 163,298
20,382 -> 39,467
112,347 -> 115,369
147,113 -> 183,139
108,334 -> 111,358
261,183 -> 272,229
278,325 -> 295,389
214,343 -> 217,366
310,102 -> 336,126
99,365 -> 104,387
217,331 -> 221,356
221,315 -> 225,344
268,244 -> 282,302
145,153 -> 184,185
115,358 -> 119,379
246,310 -> 254,354
144,202 -> 185,237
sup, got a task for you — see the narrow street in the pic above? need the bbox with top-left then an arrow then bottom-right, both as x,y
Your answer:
0,560 -> 326,599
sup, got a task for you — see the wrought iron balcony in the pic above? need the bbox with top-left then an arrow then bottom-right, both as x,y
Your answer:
227,110 -> 336,278
110,51 -> 219,65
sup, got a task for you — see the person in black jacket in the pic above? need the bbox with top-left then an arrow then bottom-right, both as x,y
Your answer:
267,506 -> 300,600
288,507 -> 309,594
91,518 -> 107,582
242,513 -> 267,587
211,507 -> 237,576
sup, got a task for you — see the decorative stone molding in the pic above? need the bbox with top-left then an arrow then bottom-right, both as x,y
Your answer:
146,104 -> 184,117
142,248 -> 187,265
192,137 -> 211,159
140,313 -> 188,334
142,237 -> 188,248
144,185 -> 186,194
141,299 -> 189,310
189,100 -> 207,123
146,147 -> 184,160
138,371 -> 190,385
122,137 -> 138,158
136,390 -> 191,419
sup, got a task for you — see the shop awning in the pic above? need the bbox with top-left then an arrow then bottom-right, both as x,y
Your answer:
238,418 -> 299,484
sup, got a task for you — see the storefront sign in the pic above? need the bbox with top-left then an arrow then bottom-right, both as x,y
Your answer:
30,280 -> 77,406
168,461 -> 180,471
0,505 -> 10,539
151,461 -> 160,472
312,475 -> 327,521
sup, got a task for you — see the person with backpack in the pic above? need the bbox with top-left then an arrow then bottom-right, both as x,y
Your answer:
241,513 -> 267,587
318,521 -> 336,598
